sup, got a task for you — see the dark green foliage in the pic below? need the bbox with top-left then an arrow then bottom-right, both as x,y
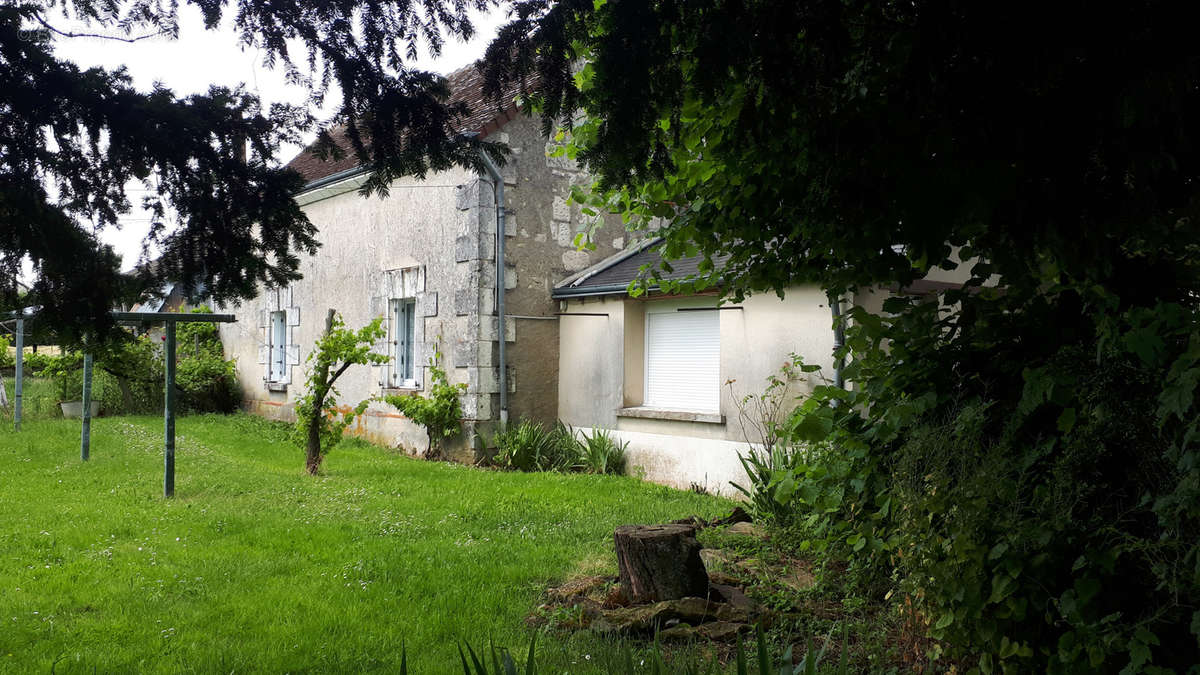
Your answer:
383,350 -> 466,459
739,305 -> 1200,671
486,2 -> 1200,669
2,1 -> 502,343
489,1 -> 1200,305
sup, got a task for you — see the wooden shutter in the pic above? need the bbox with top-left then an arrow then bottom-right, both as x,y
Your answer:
644,310 -> 720,412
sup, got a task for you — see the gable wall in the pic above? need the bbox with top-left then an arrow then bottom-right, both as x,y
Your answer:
218,113 -> 621,458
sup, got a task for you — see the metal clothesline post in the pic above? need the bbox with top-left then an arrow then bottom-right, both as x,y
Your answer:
163,321 -> 176,498
81,353 -> 92,460
3,310 -> 234,497
13,318 -> 22,432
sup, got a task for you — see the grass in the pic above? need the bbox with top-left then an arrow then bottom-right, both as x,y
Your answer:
0,400 -> 732,673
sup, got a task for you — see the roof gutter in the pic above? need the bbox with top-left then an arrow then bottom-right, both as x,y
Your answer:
296,165 -> 370,195
551,283 -> 645,300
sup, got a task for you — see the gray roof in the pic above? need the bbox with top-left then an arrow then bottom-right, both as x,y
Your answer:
553,239 -> 730,298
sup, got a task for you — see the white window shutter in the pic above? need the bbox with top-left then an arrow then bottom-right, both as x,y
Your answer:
645,310 -> 720,412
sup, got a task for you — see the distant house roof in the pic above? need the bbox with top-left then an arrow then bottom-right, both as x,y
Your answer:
285,64 -> 526,187
553,238 -> 731,299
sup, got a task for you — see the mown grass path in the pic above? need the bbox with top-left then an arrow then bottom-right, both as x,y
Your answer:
0,414 -> 729,673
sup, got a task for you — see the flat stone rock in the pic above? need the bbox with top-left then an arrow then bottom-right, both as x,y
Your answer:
708,571 -> 742,586
697,621 -> 751,641
780,567 -> 816,592
726,521 -> 766,538
709,583 -> 758,614
593,597 -> 721,635
658,624 -> 702,642
700,548 -> 734,568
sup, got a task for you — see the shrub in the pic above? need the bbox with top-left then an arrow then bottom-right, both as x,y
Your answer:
20,351 -> 53,374
0,335 -> 11,369
576,427 -> 627,475
756,304 -> 1200,672
383,349 -> 466,459
38,351 -> 84,401
176,351 -> 240,413
492,420 -> 579,472
173,307 -> 241,413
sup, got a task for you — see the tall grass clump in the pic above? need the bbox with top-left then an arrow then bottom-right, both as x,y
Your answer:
491,421 -> 626,475
577,427 -> 627,475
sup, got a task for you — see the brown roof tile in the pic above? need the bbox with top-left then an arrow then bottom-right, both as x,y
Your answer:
285,63 -> 526,185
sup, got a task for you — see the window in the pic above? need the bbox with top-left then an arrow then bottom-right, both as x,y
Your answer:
268,310 -> 287,382
390,298 -> 416,387
644,308 -> 720,412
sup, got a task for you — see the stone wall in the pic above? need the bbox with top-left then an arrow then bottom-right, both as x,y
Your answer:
220,112 -> 621,459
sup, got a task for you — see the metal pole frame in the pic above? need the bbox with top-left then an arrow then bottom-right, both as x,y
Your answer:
13,318 -> 22,431
81,353 -> 93,460
164,321 -> 176,498
1,309 -> 234,496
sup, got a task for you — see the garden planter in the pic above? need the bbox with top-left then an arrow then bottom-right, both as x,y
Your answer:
59,401 -> 100,419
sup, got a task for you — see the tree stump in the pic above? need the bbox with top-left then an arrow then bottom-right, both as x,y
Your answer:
614,524 -> 709,604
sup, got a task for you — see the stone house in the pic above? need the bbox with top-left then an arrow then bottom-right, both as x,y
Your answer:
217,65 -> 621,458
215,64 -> 979,493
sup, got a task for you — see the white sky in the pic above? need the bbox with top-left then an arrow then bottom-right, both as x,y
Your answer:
48,4 -> 507,271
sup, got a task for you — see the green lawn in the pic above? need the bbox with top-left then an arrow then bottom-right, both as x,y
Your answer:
0,411 -> 731,673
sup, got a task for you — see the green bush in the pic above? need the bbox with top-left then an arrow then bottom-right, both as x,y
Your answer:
576,427 -> 628,475
749,299 -> 1200,672
492,420 -> 578,472
492,421 -> 628,475
20,351 -> 53,374
731,443 -> 833,527
383,350 -> 466,459
0,335 -> 11,369
174,307 -> 241,414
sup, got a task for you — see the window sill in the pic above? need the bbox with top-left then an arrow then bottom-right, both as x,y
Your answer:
382,386 -> 422,395
265,382 -> 288,392
616,406 -> 725,424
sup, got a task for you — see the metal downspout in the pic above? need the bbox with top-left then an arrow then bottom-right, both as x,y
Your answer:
478,151 -> 508,425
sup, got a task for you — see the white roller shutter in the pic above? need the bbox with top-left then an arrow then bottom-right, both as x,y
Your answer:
645,310 -> 720,412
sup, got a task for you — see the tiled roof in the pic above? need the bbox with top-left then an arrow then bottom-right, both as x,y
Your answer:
285,63 -> 526,185
553,239 -> 731,298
